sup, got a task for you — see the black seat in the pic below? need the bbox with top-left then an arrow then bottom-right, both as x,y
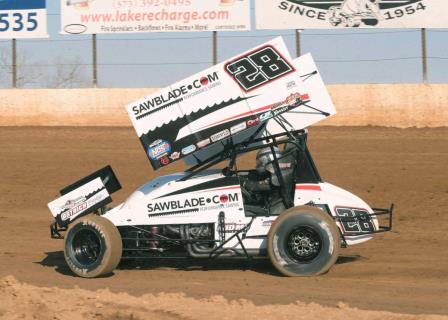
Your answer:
244,204 -> 269,217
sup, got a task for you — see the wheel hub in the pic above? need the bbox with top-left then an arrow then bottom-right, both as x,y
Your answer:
72,229 -> 102,266
286,226 -> 322,262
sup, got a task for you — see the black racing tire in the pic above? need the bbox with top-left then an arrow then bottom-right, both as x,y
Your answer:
268,206 -> 340,277
64,214 -> 122,278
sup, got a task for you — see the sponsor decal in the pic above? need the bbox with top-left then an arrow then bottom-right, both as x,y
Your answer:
182,144 -> 197,155
148,193 -> 240,214
230,122 -> 247,135
278,0 -> 427,28
286,92 -> 307,105
220,194 -> 229,203
59,192 -> 107,222
259,111 -> 273,122
224,223 -> 246,233
159,156 -> 170,166
262,92 -> 311,120
59,196 -> 86,211
272,105 -> 289,117
169,152 -> 180,160
262,220 -> 275,227
148,139 -> 172,160
61,202 -> 88,221
211,129 -> 231,142
246,117 -> 260,127
197,138 -> 211,149
132,72 -> 220,118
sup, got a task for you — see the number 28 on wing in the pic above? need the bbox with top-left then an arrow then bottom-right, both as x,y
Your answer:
225,45 -> 295,92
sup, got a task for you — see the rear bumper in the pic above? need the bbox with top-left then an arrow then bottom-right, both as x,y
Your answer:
50,220 -> 67,239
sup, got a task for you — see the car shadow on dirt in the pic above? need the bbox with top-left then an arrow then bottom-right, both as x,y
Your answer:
35,251 -> 115,278
37,251 -> 362,277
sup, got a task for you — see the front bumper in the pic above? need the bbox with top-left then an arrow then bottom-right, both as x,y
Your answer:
334,204 -> 394,237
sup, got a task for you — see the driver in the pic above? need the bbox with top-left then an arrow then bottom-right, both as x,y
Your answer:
243,147 -> 283,193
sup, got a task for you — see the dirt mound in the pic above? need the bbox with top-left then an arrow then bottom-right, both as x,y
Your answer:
0,276 -> 445,320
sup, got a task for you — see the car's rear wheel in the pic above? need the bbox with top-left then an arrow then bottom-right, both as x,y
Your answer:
268,206 -> 340,276
64,214 -> 122,278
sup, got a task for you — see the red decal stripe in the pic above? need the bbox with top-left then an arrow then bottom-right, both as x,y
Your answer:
199,93 -> 310,131
199,103 -> 274,130
197,93 -> 311,131
295,185 -> 322,191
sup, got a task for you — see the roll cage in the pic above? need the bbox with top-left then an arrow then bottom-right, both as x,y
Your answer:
181,128 -> 321,209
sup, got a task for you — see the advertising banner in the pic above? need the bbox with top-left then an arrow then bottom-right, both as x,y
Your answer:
256,0 -> 448,29
0,0 -> 48,39
61,0 -> 250,35
125,37 -> 336,171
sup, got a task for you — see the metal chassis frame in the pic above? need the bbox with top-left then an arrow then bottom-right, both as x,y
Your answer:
50,221 -> 67,239
118,219 -> 256,260
208,218 -> 254,259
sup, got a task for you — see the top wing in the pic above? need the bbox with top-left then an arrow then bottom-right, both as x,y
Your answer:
125,37 -> 335,171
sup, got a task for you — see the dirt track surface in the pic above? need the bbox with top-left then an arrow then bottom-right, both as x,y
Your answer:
0,126 -> 447,317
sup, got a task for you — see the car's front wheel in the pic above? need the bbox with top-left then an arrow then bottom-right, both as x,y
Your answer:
268,206 -> 340,276
64,214 -> 122,278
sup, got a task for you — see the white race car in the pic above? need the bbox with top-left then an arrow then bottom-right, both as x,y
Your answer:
48,38 -> 392,278
49,129 -> 392,278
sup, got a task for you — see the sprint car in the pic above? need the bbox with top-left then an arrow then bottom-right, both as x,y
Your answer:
47,38 -> 392,278
49,129 -> 392,278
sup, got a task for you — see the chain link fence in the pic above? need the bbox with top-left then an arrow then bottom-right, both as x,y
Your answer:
0,17 -> 447,88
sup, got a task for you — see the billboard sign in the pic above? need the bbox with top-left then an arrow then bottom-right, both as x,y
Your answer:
61,0 -> 250,35
0,0 -> 48,38
125,37 -> 336,171
256,0 -> 448,29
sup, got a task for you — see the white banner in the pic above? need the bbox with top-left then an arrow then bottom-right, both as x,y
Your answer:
256,0 -> 448,29
125,37 -> 335,170
61,0 -> 250,34
0,0 -> 48,39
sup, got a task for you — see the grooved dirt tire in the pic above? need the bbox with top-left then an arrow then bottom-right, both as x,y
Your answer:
268,206 -> 340,277
64,214 -> 122,278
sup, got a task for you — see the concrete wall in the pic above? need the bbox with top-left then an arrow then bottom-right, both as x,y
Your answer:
1,84 -> 447,127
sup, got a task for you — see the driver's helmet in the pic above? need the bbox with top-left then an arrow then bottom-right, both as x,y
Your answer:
256,146 -> 281,174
